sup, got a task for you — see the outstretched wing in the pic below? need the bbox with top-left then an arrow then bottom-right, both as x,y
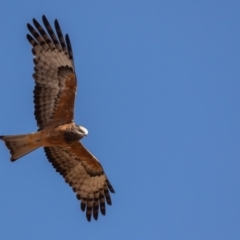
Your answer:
27,15 -> 77,129
44,142 -> 115,221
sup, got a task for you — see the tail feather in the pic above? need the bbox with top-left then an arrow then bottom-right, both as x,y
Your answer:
0,134 -> 40,161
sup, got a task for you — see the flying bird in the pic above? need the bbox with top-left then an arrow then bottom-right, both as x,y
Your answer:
0,15 -> 115,222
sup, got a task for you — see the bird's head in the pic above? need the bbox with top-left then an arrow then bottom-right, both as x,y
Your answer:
76,125 -> 88,139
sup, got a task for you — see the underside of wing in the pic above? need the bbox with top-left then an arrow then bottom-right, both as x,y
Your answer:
44,142 -> 115,221
27,15 -> 77,129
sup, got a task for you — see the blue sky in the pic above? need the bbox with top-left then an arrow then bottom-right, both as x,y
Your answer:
0,1 -> 240,239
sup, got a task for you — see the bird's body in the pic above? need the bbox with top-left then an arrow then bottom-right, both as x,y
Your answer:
0,15 -> 114,222
1,123 -> 88,160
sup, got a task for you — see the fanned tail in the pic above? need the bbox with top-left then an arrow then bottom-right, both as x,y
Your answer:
0,134 -> 40,161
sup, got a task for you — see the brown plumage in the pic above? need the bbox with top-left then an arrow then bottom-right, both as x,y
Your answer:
0,15 -> 114,222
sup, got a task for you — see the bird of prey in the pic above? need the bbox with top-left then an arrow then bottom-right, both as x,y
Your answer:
0,15 -> 114,222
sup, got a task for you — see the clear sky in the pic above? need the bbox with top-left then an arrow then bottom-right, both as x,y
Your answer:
0,1 -> 239,239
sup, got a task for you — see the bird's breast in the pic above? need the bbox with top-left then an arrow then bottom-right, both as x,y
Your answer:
40,123 -> 76,147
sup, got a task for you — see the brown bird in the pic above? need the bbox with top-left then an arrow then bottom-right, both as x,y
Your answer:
0,15 -> 114,222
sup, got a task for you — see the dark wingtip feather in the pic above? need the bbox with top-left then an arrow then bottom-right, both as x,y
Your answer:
27,23 -> 33,32
86,215 -> 91,222
104,190 -> 112,206
107,199 -> 112,206
54,19 -> 67,52
86,206 -> 92,222
101,207 -> 106,215
81,202 -> 86,212
42,15 -> 47,23
26,34 -> 38,47
111,188 -> 115,193
26,34 -> 31,41
65,34 -> 74,61
54,19 -> 59,27
32,18 -> 38,26
100,196 -> 106,215
107,179 -> 115,193
93,202 -> 99,220
32,18 -> 42,31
